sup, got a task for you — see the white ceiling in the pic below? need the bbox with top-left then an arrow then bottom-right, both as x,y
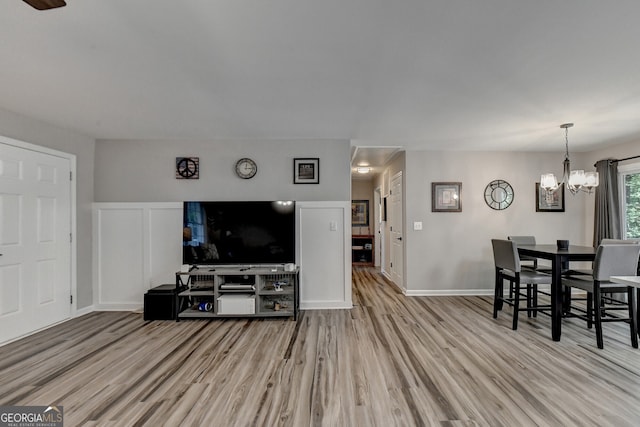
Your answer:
3,1 -> 640,155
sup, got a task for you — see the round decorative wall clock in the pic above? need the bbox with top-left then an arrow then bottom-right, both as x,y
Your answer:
235,158 -> 258,179
484,179 -> 514,210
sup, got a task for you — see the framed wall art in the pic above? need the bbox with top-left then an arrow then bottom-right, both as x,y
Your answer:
351,200 -> 369,226
176,157 -> 199,179
293,158 -> 319,184
431,182 -> 462,212
536,183 -> 565,212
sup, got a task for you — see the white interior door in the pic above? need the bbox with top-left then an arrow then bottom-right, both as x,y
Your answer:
0,142 -> 72,343
390,172 -> 404,290
374,187 -> 382,268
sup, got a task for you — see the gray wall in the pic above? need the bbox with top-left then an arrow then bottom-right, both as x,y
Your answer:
94,139 -> 350,202
7,105 -> 631,303
402,150 -> 590,293
0,108 -> 95,308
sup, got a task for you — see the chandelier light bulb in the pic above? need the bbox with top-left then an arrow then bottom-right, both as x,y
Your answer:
584,171 -> 599,188
569,170 -> 585,187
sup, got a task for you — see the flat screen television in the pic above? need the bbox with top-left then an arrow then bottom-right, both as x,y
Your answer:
182,201 -> 295,266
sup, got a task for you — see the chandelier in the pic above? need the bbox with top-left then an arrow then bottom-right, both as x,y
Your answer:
540,123 -> 599,195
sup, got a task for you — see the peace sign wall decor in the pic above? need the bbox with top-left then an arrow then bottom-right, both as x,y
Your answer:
176,157 -> 200,179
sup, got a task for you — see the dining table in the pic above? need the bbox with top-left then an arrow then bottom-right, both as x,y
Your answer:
517,244 -> 596,341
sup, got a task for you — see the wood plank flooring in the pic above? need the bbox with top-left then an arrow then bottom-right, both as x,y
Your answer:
2,267 -> 640,426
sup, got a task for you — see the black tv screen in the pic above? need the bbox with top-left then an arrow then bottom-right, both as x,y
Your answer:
182,201 -> 295,266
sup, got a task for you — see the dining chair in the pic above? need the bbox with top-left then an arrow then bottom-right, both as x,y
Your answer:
507,235 -> 553,306
491,239 -> 552,330
567,239 -> 637,277
507,235 -> 538,270
562,243 -> 640,349
508,235 -> 559,272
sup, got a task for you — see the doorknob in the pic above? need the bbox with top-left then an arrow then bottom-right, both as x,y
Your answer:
397,237 -> 402,241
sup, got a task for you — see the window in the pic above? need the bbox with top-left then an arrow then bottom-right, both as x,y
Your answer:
619,162 -> 640,240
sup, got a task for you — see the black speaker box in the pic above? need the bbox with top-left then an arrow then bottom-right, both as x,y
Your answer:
144,284 -> 180,321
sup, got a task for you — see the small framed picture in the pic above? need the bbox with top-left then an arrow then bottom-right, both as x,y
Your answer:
176,157 -> 199,179
352,200 -> 369,226
432,182 -> 462,212
536,183 -> 565,212
293,158 -> 319,184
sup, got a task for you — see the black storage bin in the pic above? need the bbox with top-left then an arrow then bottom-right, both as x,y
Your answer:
144,284 -> 180,320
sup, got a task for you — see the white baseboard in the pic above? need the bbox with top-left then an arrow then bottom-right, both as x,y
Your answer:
95,304 -> 144,311
403,285 -> 584,297
404,289 -> 495,297
74,305 -> 95,317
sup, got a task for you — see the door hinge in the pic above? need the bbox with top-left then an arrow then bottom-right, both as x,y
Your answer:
70,233 -> 73,243
70,171 -> 73,181
70,295 -> 73,304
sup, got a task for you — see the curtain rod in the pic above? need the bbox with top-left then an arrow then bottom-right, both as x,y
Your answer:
613,154 -> 640,163
594,154 -> 640,167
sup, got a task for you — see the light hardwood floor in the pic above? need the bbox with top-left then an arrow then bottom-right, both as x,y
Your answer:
2,267 -> 640,426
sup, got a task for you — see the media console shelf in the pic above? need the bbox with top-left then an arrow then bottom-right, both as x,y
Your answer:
175,267 -> 299,321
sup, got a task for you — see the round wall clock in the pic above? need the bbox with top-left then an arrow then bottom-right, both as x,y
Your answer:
484,179 -> 514,210
235,158 -> 257,179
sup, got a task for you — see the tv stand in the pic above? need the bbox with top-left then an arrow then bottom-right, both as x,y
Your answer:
175,266 -> 299,320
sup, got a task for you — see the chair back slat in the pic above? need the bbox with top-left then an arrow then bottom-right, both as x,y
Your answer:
491,239 -> 520,272
600,238 -> 636,245
508,236 -> 536,246
593,243 -> 640,281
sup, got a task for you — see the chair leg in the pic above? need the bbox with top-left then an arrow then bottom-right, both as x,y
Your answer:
532,284 -> 538,318
587,292 -> 593,329
512,280 -> 520,330
594,282 -> 604,349
628,287 -> 638,349
563,285 -> 572,314
493,271 -> 501,319
526,285 -> 532,318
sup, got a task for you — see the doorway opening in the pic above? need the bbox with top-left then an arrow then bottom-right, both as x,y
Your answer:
350,146 -> 404,290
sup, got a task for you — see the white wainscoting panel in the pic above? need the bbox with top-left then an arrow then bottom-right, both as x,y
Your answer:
297,201 -> 352,310
93,203 -> 181,310
147,207 -> 182,288
94,201 -> 351,311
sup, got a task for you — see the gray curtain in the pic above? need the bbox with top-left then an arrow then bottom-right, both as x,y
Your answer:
593,159 -> 621,246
